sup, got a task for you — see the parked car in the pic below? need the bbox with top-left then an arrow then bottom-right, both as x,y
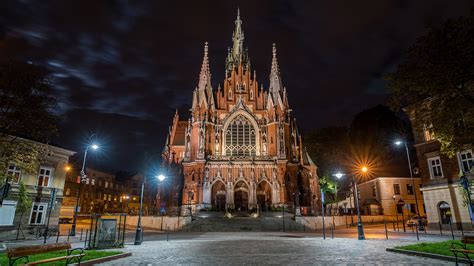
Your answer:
406,215 -> 428,227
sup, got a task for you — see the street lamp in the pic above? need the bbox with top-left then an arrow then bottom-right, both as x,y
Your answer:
394,139 -> 424,236
71,142 -> 99,236
334,167 -> 367,240
333,173 -> 345,215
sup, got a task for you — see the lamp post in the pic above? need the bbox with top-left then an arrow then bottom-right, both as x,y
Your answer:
71,143 -> 99,236
333,173 -> 344,215
393,194 -> 399,231
395,140 -> 424,234
333,168 -> 366,240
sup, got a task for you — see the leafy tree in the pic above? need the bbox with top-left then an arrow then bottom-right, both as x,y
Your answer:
0,138 -> 48,184
0,60 -> 60,142
15,181 -> 32,240
387,11 -> 474,157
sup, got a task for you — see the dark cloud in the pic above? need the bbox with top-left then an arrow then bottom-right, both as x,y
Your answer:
0,0 -> 472,171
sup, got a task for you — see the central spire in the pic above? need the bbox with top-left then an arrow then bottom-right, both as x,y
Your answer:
226,8 -> 249,76
232,8 -> 244,60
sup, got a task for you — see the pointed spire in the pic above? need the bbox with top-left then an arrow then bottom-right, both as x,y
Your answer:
269,43 -> 283,107
198,42 -> 211,93
232,8 -> 244,60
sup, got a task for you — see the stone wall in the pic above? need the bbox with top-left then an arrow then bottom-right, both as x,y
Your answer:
106,215 -> 191,231
296,215 -> 398,230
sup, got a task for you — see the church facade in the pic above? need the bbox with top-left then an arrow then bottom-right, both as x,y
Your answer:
162,11 -> 320,214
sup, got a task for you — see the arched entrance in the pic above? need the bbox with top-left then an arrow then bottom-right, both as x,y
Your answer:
438,201 -> 451,224
211,181 -> 226,211
234,181 -> 249,212
256,181 -> 272,211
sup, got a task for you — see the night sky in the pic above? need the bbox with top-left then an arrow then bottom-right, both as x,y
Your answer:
1,1 -> 472,173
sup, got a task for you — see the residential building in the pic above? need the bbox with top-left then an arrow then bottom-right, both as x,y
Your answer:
357,177 -> 424,217
0,137 -> 75,239
161,10 -> 320,215
406,99 -> 473,229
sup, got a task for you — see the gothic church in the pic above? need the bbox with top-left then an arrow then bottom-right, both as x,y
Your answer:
162,11 -> 320,214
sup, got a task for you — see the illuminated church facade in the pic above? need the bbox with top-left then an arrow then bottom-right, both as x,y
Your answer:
162,11 -> 320,214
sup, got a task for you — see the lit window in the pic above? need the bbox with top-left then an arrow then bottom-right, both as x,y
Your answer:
105,181 -> 108,188
459,150 -> 473,173
103,194 -> 107,200
423,124 -> 435,142
30,202 -> 48,224
108,194 -> 112,201
6,164 -> 21,184
65,188 -> 71,196
393,184 -> 400,195
225,114 -> 256,156
92,179 -> 95,186
428,156 -> 443,178
406,184 -> 414,195
37,167 -> 53,187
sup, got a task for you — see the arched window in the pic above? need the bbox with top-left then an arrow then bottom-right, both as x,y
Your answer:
438,201 -> 451,224
225,114 -> 256,156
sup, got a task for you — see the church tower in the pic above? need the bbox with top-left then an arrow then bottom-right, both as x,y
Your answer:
163,10 -> 320,215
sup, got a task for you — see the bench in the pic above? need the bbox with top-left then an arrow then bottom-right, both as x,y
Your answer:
7,242 -> 84,266
450,236 -> 474,265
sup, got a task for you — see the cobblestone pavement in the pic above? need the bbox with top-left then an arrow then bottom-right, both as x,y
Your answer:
100,232 -> 451,265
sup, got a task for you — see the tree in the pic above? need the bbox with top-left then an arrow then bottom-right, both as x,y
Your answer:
0,60 -> 60,142
15,181 -> 32,240
387,11 -> 474,157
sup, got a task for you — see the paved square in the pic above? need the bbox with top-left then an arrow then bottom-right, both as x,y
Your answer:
100,232 -> 450,265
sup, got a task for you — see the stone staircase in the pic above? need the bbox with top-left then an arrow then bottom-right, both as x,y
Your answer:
182,212 -> 307,232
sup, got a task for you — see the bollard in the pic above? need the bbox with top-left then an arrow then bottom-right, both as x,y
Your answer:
84,230 -> 88,249
449,219 -> 455,240
167,227 -> 169,242
80,229 -> 83,241
384,219 -> 388,239
331,224 -> 334,239
415,223 -> 419,241
56,230 -> 60,243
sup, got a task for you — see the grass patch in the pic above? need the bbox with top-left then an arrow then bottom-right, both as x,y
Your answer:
0,249 -> 122,265
396,240 -> 474,258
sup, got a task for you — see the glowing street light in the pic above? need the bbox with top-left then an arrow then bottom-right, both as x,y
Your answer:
157,174 -> 166,182
333,167 -> 367,240
393,139 -> 423,238
71,139 -> 100,236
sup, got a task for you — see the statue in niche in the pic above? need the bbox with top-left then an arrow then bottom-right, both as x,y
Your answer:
272,167 -> 277,181
215,129 -> 220,154
249,87 -> 254,100
185,134 -> 191,158
250,167 -> 255,182
228,86 -> 233,99
262,134 -> 267,155
217,166 -> 222,179
199,128 -> 205,154
204,167 -> 209,182
279,124 -> 285,156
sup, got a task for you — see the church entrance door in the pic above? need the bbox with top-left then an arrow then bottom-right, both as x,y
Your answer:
256,181 -> 272,212
234,181 -> 249,212
211,180 -> 226,211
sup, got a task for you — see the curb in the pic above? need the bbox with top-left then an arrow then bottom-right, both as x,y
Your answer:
71,252 -> 132,266
386,248 -> 471,264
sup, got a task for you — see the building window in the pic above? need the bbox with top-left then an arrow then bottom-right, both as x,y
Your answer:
409,203 -> 416,214
393,184 -> 400,195
105,181 -> 108,188
406,184 -> 414,195
7,164 -> 21,184
396,204 -> 403,214
439,201 -> 451,224
0,200 -> 17,226
423,123 -> 435,142
428,156 -> 443,178
108,194 -> 112,201
459,150 -> 473,173
30,202 -> 48,224
371,185 -> 376,197
37,167 -> 53,187
103,194 -> 107,200
225,114 -> 257,156
92,179 -> 95,186
65,188 -> 71,196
